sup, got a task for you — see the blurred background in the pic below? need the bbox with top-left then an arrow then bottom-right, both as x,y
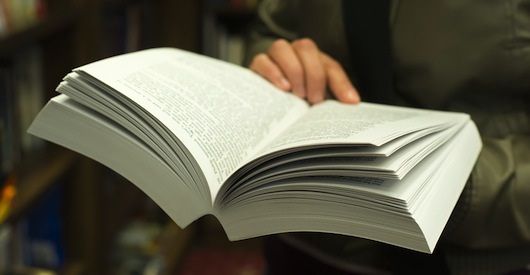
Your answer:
0,0 -> 264,274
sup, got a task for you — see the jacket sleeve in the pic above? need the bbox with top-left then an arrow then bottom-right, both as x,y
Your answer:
444,112 -> 530,248
244,0 -> 351,70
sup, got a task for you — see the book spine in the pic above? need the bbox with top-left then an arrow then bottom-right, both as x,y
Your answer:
0,46 -> 48,177
0,183 -> 65,272
21,184 -> 65,268
201,0 -> 256,64
0,59 -> 18,175
102,0 -> 149,57
13,47 -> 45,155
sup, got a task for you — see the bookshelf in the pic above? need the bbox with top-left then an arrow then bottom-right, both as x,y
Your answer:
0,0 -> 258,273
0,0 -> 201,273
0,8 -> 79,57
0,0 -> 91,271
3,147 -> 76,224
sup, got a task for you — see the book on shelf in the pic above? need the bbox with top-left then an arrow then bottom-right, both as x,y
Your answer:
0,60 -> 16,174
28,48 -> 482,253
202,0 -> 254,65
102,0 -> 145,56
13,47 -> 45,154
0,47 -> 45,175
0,183 -> 65,272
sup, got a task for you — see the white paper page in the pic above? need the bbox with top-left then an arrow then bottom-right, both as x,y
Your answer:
242,122 -> 470,203
77,48 -> 308,200
242,122 -> 464,187
265,100 -> 467,153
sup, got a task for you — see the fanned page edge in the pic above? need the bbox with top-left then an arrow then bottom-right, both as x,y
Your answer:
28,95 -> 211,227
213,121 -> 481,253
413,121 -> 482,252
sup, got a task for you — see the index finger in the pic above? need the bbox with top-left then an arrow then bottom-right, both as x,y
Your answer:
320,53 -> 360,104
268,39 -> 306,98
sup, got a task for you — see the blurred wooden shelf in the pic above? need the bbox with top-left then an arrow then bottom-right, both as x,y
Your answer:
3,147 -> 78,224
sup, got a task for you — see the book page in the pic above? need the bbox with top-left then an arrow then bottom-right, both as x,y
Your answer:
231,121 -> 463,196
76,48 -> 308,200
264,100 -> 467,153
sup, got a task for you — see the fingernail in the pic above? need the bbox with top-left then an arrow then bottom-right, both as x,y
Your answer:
279,77 -> 290,90
313,96 -> 324,104
346,91 -> 359,103
296,88 -> 306,98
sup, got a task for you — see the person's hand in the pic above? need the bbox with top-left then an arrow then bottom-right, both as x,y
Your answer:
250,38 -> 360,104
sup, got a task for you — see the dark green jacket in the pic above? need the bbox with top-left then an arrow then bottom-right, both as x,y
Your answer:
247,0 -> 530,273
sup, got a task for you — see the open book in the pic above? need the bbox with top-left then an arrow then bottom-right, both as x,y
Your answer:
29,48 -> 481,253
